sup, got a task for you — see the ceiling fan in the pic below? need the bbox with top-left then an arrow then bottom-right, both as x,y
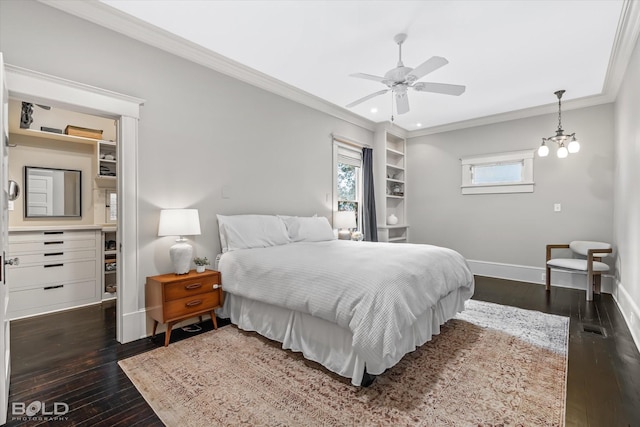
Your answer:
346,33 -> 466,115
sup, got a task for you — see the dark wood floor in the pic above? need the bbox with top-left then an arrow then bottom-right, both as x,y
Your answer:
5,277 -> 640,426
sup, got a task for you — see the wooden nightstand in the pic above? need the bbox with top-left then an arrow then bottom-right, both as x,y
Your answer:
146,269 -> 223,346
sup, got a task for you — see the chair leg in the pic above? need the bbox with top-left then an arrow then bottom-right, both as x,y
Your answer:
594,274 -> 602,295
586,271 -> 594,301
545,265 -> 551,291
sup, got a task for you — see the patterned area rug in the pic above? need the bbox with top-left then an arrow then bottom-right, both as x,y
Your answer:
119,300 -> 568,426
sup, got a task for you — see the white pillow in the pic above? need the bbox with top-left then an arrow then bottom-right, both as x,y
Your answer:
217,214 -> 290,252
281,216 -> 336,242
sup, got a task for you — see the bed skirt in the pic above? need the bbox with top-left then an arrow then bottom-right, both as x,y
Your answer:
217,288 -> 469,386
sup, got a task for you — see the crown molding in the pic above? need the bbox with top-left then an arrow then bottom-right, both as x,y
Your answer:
602,0 -> 640,95
407,92 -> 615,138
409,0 -> 640,139
38,0 -> 376,132
38,0 -> 639,139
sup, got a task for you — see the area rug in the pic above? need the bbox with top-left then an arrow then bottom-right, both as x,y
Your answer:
119,300 -> 568,426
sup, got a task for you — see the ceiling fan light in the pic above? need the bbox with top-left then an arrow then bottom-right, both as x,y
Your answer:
557,144 -> 569,158
568,138 -> 580,153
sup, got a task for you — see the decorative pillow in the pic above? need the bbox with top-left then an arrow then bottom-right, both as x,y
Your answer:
281,216 -> 336,242
217,214 -> 290,252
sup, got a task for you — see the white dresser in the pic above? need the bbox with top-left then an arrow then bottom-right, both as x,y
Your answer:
6,228 -> 102,320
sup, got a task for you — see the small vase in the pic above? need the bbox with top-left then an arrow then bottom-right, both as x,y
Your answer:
387,214 -> 398,225
196,265 -> 205,273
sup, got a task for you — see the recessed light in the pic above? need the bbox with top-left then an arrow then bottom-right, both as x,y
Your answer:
416,122 -> 422,127
370,107 -> 378,113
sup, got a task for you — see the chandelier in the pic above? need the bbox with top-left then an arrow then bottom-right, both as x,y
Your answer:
538,90 -> 580,158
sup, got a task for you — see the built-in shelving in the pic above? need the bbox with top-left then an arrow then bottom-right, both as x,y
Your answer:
375,125 -> 408,242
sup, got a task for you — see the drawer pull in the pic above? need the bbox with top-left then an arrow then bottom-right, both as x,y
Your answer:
185,299 -> 203,308
185,283 -> 202,290
44,231 -> 64,235
44,241 -> 64,245
44,252 -> 64,257
44,285 -> 64,290
44,263 -> 64,268
213,284 -> 220,290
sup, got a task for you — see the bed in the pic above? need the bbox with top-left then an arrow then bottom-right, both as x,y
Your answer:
215,214 -> 475,386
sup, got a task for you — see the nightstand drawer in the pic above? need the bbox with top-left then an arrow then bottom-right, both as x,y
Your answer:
164,274 -> 219,301
164,291 -> 221,321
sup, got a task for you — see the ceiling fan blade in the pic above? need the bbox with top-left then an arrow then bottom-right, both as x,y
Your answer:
395,91 -> 410,114
406,56 -> 449,82
346,89 -> 389,108
413,82 -> 466,96
349,73 -> 387,83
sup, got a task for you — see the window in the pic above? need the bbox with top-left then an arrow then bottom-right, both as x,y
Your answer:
461,150 -> 534,194
333,142 -> 362,229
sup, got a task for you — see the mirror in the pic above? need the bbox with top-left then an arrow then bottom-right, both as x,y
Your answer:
24,166 -> 81,218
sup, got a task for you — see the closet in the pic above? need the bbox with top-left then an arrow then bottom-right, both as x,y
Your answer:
5,100 -> 118,319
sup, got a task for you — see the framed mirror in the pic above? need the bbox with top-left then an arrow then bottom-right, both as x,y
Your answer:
24,166 -> 82,218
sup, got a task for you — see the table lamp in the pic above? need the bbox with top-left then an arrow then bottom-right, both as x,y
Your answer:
334,211 -> 356,240
158,208 -> 201,274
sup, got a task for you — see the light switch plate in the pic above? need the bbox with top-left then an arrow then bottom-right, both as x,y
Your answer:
554,203 -> 561,212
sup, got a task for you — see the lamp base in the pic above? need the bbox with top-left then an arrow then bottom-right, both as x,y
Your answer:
169,239 -> 193,274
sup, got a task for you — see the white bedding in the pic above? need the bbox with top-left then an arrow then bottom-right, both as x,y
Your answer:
218,240 -> 475,373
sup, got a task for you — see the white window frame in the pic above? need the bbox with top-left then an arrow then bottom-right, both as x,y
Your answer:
332,141 -> 363,230
461,150 -> 534,195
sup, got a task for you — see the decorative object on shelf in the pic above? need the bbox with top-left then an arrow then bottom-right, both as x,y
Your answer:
387,214 -> 399,225
158,209 -> 202,275
334,210 -> 357,240
193,257 -> 210,273
40,126 -> 62,134
391,184 -> 403,196
538,90 -> 580,158
20,102 -> 33,129
64,125 -> 103,139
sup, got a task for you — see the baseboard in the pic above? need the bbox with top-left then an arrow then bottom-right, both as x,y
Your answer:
612,280 -> 640,354
121,309 -> 148,344
467,259 -> 613,293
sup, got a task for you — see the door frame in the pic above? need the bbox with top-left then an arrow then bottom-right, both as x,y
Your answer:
5,63 -> 145,343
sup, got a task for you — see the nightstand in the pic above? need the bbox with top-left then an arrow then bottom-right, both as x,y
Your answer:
146,269 -> 223,346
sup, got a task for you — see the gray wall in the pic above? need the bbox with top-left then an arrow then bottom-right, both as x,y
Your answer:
406,103 -> 615,267
613,34 -> 640,344
0,1 -> 372,286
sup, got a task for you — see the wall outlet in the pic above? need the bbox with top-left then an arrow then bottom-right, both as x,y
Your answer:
554,203 -> 561,212
541,272 -> 546,281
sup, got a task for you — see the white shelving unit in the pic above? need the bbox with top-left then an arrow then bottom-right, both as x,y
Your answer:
375,124 -> 408,242
97,140 -> 117,186
102,228 -> 117,299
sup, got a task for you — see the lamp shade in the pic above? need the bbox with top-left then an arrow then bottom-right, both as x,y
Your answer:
158,209 -> 201,237
334,211 -> 357,229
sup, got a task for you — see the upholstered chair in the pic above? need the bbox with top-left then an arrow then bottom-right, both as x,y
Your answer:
545,241 -> 613,301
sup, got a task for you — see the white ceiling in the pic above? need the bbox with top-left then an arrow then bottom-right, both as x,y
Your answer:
96,0 -> 627,131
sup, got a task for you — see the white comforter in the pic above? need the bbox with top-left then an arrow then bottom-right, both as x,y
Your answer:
218,240 -> 474,370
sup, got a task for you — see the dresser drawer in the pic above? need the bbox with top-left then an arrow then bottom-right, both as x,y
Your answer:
9,280 -> 98,317
7,260 -> 97,290
163,291 -> 221,321
13,249 -> 96,265
9,230 -> 97,243
164,274 -> 219,301
9,238 -> 97,254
